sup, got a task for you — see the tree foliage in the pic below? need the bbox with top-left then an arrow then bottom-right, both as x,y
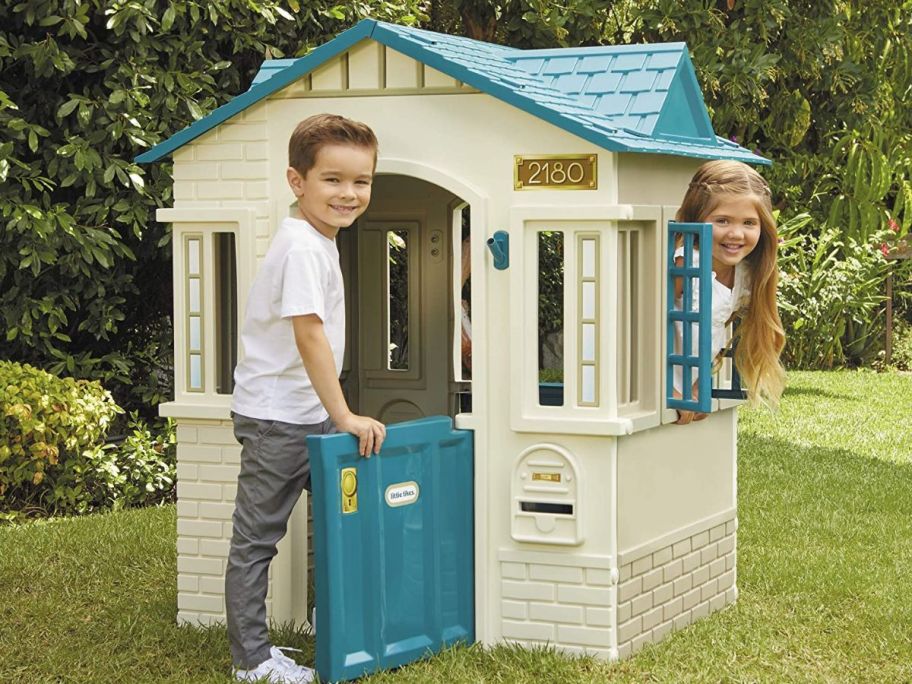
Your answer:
0,0 -> 426,416
2,0 -> 910,401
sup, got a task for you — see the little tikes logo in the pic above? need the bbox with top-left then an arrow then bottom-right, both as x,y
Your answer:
385,481 -> 419,507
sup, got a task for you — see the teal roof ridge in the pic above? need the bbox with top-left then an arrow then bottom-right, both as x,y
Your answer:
517,42 -> 688,56
136,19 -> 769,165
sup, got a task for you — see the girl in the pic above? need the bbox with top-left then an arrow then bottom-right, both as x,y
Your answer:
673,159 -> 786,425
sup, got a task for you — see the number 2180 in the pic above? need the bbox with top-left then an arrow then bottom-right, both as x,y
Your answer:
527,160 -> 586,185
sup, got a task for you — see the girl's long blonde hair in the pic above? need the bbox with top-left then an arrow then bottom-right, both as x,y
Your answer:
676,160 -> 786,408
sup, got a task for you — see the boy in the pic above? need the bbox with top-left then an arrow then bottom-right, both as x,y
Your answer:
227,113 -> 386,683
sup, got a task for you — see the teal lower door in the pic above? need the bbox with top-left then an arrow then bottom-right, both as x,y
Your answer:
308,416 -> 474,682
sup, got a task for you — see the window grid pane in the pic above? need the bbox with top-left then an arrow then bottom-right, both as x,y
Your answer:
577,235 -> 598,407
189,315 -> 201,351
185,234 -> 204,393
189,354 -> 203,391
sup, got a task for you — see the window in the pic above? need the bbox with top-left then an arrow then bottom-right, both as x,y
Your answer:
616,228 -> 637,406
183,231 -> 238,395
185,234 -> 204,392
577,234 -> 599,406
387,228 -> 409,371
510,209 -> 662,435
666,221 -> 713,413
214,233 -> 238,394
538,230 -> 564,406
157,207 -> 251,405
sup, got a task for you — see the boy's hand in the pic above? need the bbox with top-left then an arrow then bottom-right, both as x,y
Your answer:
336,412 -> 386,457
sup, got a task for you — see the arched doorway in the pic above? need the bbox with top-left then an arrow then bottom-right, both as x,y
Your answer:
339,173 -> 470,423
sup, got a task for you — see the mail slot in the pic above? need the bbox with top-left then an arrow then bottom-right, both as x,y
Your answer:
511,444 -> 582,545
520,502 -> 573,515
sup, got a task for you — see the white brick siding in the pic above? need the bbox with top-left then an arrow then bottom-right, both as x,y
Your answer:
498,552 -> 619,659
174,418 -> 239,626
170,116 -> 271,262
616,517 -> 737,659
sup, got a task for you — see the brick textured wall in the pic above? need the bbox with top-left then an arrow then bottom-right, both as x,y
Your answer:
172,102 -> 272,260
175,419 -> 278,626
499,552 -> 618,659
616,517 -> 737,658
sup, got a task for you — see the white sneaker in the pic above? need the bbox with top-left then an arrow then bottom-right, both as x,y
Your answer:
234,646 -> 315,683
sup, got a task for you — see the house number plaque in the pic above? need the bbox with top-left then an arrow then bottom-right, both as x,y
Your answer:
514,154 -> 597,190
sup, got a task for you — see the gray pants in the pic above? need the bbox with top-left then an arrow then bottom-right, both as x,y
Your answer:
226,412 -> 335,668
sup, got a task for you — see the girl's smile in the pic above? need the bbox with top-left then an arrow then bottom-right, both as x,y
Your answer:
704,195 -> 762,286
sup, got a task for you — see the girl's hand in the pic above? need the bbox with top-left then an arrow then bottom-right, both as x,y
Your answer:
672,388 -> 708,425
675,409 -> 708,425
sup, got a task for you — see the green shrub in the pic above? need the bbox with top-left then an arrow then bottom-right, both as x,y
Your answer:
887,317 -> 912,371
0,360 -> 175,519
113,413 -> 176,508
777,213 -> 891,368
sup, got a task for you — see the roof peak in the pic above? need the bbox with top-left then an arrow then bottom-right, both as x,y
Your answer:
137,19 -> 768,165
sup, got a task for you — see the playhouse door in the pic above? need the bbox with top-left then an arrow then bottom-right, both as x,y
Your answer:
354,212 -> 453,422
307,416 -> 474,682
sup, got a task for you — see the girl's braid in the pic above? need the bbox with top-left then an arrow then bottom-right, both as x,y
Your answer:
688,178 -> 771,196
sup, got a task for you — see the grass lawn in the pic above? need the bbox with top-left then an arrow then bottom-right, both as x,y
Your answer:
1,370 -> 911,683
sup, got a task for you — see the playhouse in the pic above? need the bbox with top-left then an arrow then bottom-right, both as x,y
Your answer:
138,19 -> 767,672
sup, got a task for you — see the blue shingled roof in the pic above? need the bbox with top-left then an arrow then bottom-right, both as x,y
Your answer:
136,19 -> 768,165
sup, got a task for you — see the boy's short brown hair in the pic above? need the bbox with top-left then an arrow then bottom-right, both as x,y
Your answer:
288,113 -> 378,176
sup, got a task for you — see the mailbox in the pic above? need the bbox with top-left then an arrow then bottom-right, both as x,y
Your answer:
511,444 -> 581,546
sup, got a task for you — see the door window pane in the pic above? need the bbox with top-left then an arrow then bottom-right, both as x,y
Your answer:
458,206 -> 471,381
387,229 -> 409,371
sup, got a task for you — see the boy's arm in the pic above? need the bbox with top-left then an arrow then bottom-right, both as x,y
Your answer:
292,314 -> 386,457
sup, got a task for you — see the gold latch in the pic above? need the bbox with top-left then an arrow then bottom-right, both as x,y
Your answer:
532,472 -> 561,483
341,467 -> 358,514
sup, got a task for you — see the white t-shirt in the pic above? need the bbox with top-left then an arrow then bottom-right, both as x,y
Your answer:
673,246 -> 751,394
232,216 -> 345,424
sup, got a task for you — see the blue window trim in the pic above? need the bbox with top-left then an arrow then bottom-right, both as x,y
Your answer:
711,329 -> 748,400
667,221 -> 712,413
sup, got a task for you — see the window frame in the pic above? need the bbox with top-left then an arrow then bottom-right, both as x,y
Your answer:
508,205 -> 663,436
158,207 -> 255,407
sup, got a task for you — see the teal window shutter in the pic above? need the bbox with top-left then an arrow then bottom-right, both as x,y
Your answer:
667,221 -> 712,413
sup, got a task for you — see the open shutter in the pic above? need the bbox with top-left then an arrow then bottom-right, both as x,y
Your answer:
666,221 -> 713,414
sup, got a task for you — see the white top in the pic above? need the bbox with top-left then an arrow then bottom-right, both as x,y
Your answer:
232,216 -> 345,424
673,247 -> 751,394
